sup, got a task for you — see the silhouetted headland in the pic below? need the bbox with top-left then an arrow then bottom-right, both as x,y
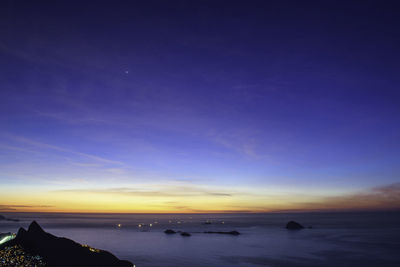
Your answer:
0,221 -> 133,267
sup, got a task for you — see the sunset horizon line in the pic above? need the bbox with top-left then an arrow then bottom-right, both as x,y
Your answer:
2,207 -> 400,214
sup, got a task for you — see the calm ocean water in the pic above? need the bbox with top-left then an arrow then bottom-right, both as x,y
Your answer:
1,212 -> 400,266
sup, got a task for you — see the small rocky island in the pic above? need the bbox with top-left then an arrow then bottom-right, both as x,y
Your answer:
204,231 -> 240,235
286,220 -> 305,230
164,229 -> 240,236
0,221 -> 133,267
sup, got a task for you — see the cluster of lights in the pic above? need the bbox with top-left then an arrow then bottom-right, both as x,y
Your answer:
0,245 -> 45,266
114,219 -> 225,230
81,244 -> 100,253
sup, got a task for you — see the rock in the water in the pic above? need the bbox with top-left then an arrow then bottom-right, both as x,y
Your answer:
164,229 -> 177,234
204,231 -> 240,235
180,232 -> 191,237
286,221 -> 304,230
1,221 -> 133,267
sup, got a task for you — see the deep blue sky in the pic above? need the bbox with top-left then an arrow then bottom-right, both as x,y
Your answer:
1,1 -> 399,212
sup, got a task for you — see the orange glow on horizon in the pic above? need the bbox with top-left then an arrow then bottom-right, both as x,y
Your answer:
1,183 -> 399,213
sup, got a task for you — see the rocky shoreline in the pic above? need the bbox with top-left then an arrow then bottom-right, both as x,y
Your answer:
0,221 -> 133,267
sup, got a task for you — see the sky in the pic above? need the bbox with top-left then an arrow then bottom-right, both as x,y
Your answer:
0,0 -> 400,213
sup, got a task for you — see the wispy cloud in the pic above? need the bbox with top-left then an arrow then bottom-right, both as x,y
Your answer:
72,162 -> 102,168
0,204 -> 53,211
207,129 -> 263,159
0,144 -> 38,154
2,134 -> 123,166
52,185 -> 233,198
205,128 -> 282,165
166,207 -> 254,213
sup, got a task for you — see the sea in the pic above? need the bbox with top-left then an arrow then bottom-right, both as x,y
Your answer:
1,211 -> 400,267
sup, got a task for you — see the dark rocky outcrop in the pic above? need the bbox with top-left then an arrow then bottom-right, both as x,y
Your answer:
1,221 -> 133,267
286,221 -> 304,230
204,231 -> 240,235
164,229 -> 177,234
180,232 -> 191,237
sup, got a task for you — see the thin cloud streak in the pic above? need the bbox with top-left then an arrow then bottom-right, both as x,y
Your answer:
2,134 -> 123,165
52,186 -> 233,198
0,204 -> 53,211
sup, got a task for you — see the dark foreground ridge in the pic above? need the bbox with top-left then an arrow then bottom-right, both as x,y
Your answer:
0,221 -> 133,267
